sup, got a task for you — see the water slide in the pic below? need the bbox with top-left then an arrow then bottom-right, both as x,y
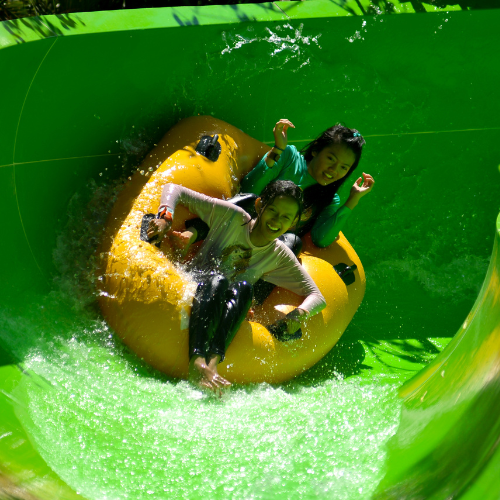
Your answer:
1,1 -> 499,498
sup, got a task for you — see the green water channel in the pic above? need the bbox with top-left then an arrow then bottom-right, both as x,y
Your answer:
1,2 -> 500,499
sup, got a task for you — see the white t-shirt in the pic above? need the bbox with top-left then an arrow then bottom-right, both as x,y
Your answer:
160,183 -> 326,317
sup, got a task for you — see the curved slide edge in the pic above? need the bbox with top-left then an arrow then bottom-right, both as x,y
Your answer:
373,211 -> 500,500
0,362 -> 84,500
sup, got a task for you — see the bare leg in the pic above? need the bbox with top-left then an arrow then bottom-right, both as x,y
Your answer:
246,307 -> 255,321
187,277 -> 249,395
168,229 -> 197,257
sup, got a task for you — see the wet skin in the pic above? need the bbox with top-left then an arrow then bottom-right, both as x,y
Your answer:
307,143 -> 356,186
249,195 -> 300,247
189,354 -> 230,396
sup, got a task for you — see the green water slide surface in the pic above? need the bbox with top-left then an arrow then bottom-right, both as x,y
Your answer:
1,1 -> 500,499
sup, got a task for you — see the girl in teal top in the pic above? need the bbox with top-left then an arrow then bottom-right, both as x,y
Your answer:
242,119 -> 374,247
178,119 -> 374,254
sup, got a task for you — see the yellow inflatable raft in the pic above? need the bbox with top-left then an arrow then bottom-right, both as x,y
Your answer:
98,116 -> 366,384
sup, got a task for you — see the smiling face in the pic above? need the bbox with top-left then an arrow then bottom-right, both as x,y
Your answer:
250,195 -> 300,247
307,143 -> 356,186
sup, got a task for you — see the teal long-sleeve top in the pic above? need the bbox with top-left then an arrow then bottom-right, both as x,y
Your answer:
241,145 -> 352,248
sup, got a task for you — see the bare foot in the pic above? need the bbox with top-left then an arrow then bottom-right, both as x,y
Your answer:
189,355 -> 231,395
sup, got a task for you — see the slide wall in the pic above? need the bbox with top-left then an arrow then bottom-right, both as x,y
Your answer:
1,1 -> 499,498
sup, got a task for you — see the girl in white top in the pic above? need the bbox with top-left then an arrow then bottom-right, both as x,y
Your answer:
147,180 -> 326,393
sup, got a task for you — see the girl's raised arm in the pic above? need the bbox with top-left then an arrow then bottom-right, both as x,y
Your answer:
241,119 -> 295,195
311,173 -> 375,248
266,118 -> 295,167
344,172 -> 375,210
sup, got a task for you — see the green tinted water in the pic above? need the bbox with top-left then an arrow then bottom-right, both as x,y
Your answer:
2,181 -> 402,500
18,318 -> 401,500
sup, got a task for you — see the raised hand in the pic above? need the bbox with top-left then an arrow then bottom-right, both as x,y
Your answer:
345,173 -> 374,210
273,119 -> 295,151
351,172 -> 375,198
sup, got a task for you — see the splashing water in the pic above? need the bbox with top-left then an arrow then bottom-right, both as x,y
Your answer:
2,179 -> 402,500
347,20 -> 367,43
17,320 -> 401,500
222,24 -> 321,72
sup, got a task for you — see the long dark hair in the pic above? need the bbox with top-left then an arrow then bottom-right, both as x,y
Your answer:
301,124 -> 365,225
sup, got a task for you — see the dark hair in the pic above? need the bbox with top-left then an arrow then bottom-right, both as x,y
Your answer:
258,180 -> 304,224
301,124 -> 365,223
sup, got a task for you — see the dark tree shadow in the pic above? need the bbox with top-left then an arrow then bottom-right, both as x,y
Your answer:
3,0 -> 499,23
1,12 -> 85,41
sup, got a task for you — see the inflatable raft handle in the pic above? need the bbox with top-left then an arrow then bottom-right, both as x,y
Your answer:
267,322 -> 303,342
334,263 -> 357,286
195,134 -> 222,162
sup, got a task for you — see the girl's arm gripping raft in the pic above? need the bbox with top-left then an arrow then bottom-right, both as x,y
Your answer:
261,243 -> 326,318
158,182 -> 248,226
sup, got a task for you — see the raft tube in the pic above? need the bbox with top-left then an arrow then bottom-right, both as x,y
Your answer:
98,116 -> 366,384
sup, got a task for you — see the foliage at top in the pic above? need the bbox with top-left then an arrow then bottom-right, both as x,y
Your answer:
0,0 -> 498,22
